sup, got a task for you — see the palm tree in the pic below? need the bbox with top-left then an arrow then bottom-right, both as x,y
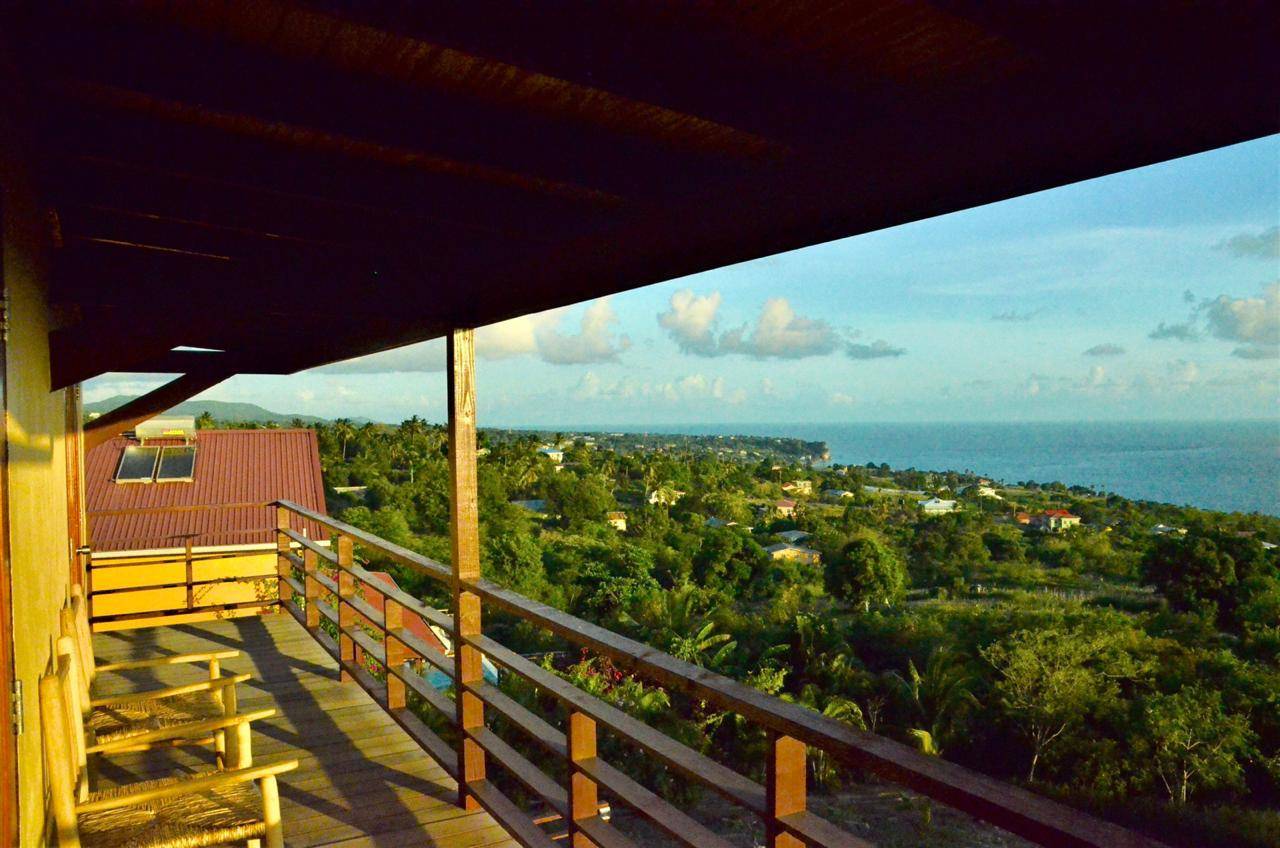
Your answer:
886,647 -> 978,756
622,585 -> 736,669
333,418 -> 356,461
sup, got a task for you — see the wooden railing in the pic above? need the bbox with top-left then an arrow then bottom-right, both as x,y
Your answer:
272,498 -> 1168,848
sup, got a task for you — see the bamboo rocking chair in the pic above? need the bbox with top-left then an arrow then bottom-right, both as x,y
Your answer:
62,587 -> 254,766
41,650 -> 296,848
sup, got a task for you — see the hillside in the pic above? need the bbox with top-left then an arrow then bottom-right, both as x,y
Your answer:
83,395 -> 342,425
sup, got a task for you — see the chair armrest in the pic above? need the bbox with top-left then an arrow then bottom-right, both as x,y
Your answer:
95,649 -> 240,672
86,707 -> 276,754
76,759 -> 298,814
90,673 -> 249,707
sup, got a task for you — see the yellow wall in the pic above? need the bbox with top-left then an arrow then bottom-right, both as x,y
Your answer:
3,132 -> 73,845
88,549 -> 278,630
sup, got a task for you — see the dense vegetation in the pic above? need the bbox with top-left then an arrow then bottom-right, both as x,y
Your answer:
267,416 -> 1279,845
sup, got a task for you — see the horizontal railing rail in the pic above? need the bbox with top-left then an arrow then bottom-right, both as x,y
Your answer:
273,498 -> 1168,848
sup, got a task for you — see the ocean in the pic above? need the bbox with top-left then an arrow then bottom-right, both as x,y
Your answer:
594,420 -> 1280,516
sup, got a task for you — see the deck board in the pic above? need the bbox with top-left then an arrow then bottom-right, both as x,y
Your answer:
92,612 -> 520,848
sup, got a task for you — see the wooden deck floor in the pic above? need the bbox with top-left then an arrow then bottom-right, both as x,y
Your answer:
92,612 -> 520,848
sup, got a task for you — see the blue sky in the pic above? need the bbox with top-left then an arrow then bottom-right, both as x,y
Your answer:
88,136 -> 1280,426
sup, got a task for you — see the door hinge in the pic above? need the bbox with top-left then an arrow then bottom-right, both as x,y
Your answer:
11,679 -> 22,737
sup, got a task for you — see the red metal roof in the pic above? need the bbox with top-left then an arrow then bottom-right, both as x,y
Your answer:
359,572 -> 447,656
86,429 -> 328,551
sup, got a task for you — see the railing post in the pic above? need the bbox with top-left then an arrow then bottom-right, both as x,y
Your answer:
184,536 -> 195,612
336,533 -> 356,682
384,598 -> 406,710
766,732 -> 806,848
448,327 -> 486,810
303,548 -> 320,631
275,505 -> 292,609
567,711 -> 599,848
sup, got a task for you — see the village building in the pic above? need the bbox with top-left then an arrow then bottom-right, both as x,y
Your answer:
86,423 -> 328,631
606,511 -> 628,531
765,543 -> 821,566
1150,524 -> 1188,536
918,497 -> 958,515
777,529 -> 812,544
1032,509 -> 1082,532
538,446 -> 565,463
823,489 -> 856,499
647,489 -> 686,506
781,480 -> 813,495
774,498 -> 798,518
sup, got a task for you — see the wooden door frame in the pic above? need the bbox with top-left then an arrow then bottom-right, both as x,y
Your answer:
0,189 -> 18,848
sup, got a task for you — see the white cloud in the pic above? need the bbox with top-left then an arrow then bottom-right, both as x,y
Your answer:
572,371 -> 741,405
830,392 -> 856,406
1088,365 -> 1106,387
721,298 -> 839,359
658,290 -> 723,355
1083,343 -> 1125,356
1148,283 -> 1279,359
1025,377 -> 1041,397
1202,282 -> 1280,358
316,298 -> 629,373
760,378 -> 778,398
1167,359 -> 1200,388
537,298 -> 632,365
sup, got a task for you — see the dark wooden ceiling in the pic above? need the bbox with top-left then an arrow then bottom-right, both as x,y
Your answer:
7,1 -> 1276,388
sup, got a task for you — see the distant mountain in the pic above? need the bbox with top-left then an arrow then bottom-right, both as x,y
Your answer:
82,396 -> 364,425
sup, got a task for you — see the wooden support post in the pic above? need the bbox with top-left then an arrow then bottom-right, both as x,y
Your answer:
448,328 -> 485,810
336,534 -> 355,682
275,507 -> 292,608
567,711 -> 600,848
303,549 -> 320,630
185,537 -> 196,612
766,732 -> 806,848
385,598 -> 406,710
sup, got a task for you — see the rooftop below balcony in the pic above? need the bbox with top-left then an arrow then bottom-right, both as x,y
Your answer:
91,612 -> 518,848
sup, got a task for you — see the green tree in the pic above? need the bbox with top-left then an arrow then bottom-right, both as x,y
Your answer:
195,411 -> 216,429
1143,536 -> 1237,619
825,536 -> 907,610
982,626 -> 1145,783
1143,685 -> 1255,804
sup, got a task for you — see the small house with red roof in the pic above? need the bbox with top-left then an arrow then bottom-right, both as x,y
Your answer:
1032,509 -> 1081,532
84,420 -> 328,630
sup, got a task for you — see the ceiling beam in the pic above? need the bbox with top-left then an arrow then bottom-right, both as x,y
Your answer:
53,79 -> 627,208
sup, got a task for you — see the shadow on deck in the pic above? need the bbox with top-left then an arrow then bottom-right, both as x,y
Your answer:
92,612 -> 518,848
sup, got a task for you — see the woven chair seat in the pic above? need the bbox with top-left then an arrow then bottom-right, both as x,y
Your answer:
79,773 -> 266,848
88,692 -> 225,744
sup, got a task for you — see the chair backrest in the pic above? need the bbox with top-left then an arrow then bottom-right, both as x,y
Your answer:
65,586 -> 96,690
40,648 -> 86,847
59,611 -> 94,715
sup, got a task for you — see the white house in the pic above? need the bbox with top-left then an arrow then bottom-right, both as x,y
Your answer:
962,484 -> 1003,499
777,529 -> 812,544
823,489 -> 855,499
1150,524 -> 1187,537
538,446 -> 565,463
918,497 -> 958,514
606,511 -> 627,531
